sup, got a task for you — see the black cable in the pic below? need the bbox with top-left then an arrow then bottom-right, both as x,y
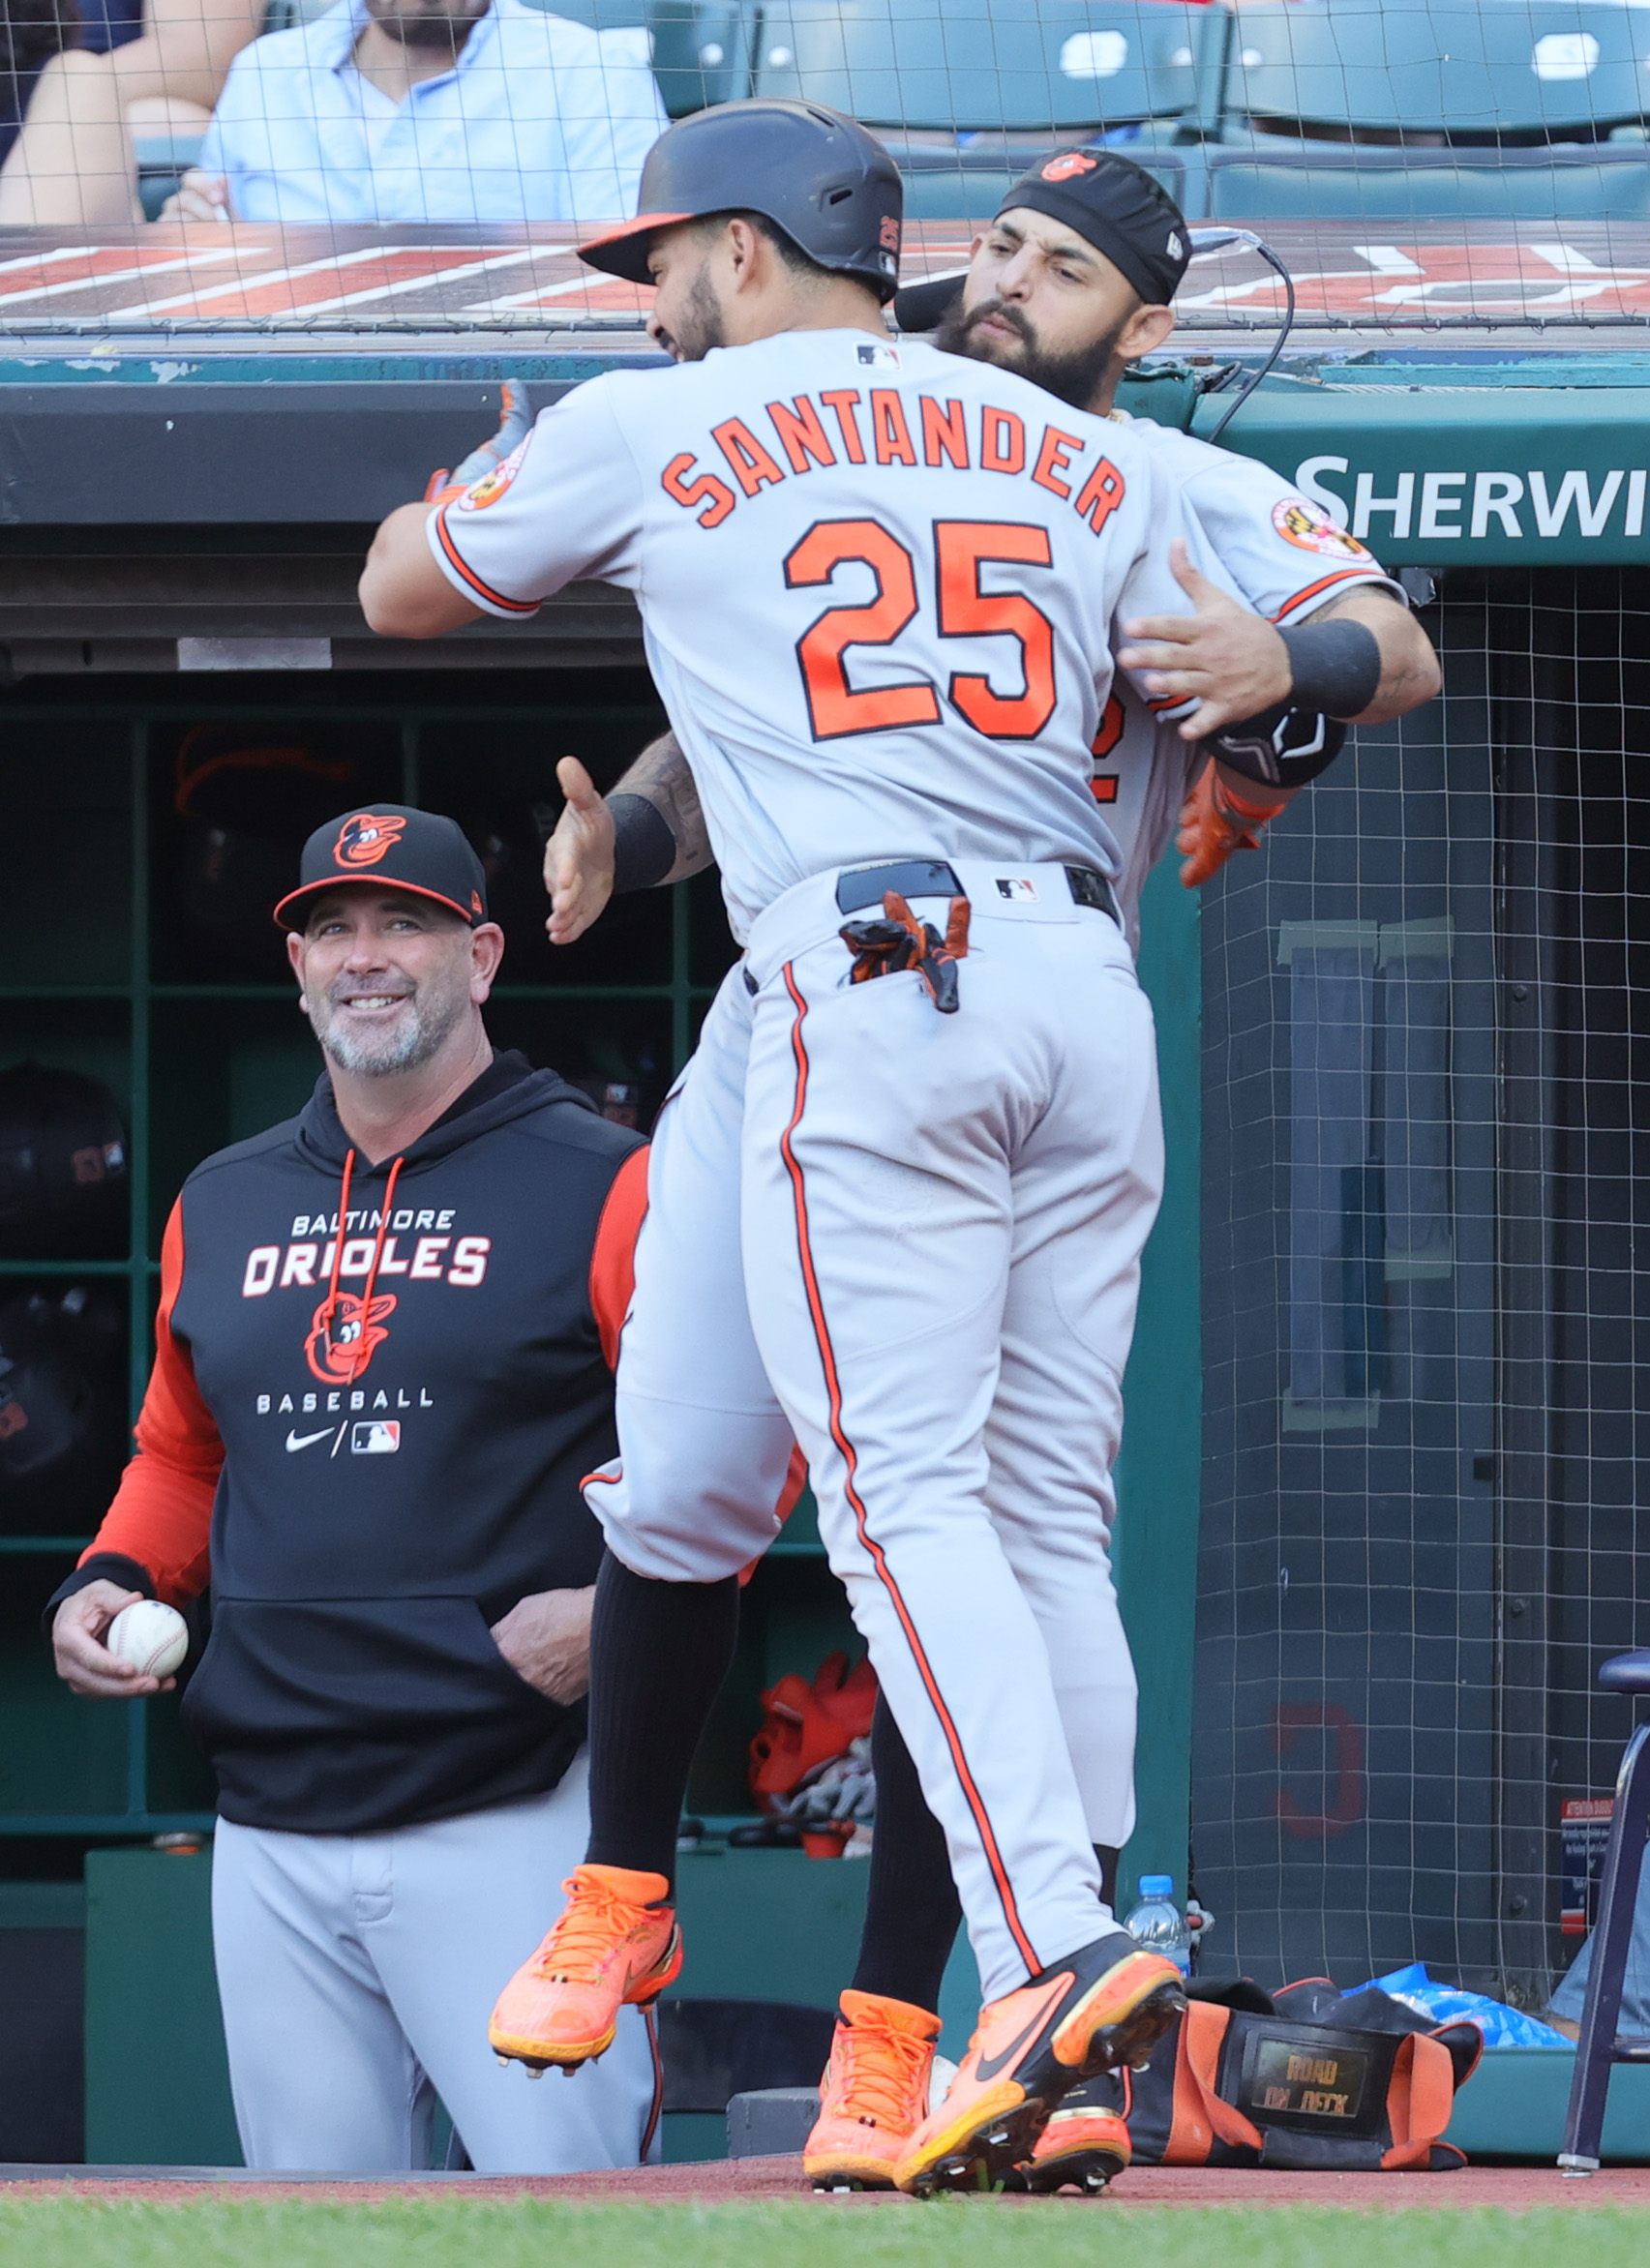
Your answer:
1190,230 -> 1299,446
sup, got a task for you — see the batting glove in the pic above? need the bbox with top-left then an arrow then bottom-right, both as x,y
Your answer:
1177,763 -> 1289,889
424,378 -> 532,506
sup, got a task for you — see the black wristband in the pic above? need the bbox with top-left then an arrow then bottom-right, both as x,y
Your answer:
1277,617 -> 1382,720
609,794 -> 676,894
1207,703 -> 1346,791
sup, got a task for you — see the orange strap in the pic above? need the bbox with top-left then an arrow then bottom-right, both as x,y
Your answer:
1165,2004 -> 1265,2164
1379,2032 -> 1456,2170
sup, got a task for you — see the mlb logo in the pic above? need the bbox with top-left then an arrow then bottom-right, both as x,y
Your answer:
995,877 -> 1039,902
856,342 -> 900,368
351,1420 -> 401,1455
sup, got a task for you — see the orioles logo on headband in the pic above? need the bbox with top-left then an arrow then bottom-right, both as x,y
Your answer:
1041,151 -> 1099,183
334,812 -> 406,869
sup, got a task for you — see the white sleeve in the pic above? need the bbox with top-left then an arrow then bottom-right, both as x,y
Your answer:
1109,486 -> 1251,720
1179,452 -> 1405,623
425,375 -> 645,619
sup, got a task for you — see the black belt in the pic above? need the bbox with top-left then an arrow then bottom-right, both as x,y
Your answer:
835,859 -> 1120,927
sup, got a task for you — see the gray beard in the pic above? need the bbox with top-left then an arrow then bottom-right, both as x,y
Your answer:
309,972 -> 467,1077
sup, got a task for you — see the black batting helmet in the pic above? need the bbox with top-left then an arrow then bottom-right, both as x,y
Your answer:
579,99 -> 903,303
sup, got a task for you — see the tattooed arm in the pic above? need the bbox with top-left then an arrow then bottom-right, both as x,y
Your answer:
542,733 -> 712,946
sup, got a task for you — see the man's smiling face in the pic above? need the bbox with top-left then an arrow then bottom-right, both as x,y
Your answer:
288,887 -> 478,1076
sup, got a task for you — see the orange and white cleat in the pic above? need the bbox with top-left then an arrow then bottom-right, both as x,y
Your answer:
1019,2074 -> 1132,2195
894,1928 -> 1184,2196
489,1864 -> 681,2074
804,1989 -> 942,2191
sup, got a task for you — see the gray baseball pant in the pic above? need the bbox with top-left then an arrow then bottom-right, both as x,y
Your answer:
211,1753 -> 661,2173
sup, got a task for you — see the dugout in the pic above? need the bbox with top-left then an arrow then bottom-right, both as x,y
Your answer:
0,215 -> 1645,2159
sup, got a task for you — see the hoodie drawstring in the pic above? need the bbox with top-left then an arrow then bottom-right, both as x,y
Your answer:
317,1149 -> 406,1384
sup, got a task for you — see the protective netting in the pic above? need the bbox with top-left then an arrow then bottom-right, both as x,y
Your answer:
0,0 -> 1640,322
1194,564 -> 1650,2010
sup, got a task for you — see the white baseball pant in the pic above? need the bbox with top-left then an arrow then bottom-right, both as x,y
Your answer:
592,867 -> 1157,2001
211,1756 -> 660,2173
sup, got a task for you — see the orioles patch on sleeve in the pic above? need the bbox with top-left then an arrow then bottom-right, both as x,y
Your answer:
455,433 -> 532,513
1272,496 -> 1374,562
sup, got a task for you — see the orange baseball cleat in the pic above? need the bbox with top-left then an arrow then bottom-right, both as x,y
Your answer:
1018,2074 -> 1133,2195
804,1989 -> 942,2192
489,1864 -> 681,2073
894,1929 -> 1184,2196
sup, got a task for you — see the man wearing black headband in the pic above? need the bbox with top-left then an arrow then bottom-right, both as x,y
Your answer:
514,145 -> 1438,2199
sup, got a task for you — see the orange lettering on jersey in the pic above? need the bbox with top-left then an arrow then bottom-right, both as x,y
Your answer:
920,397 -> 970,470
713,418 -> 786,498
1091,775 -> 1120,803
766,396 -> 837,474
870,389 -> 917,467
981,407 -> 1026,476
1032,425 -> 1082,502
1073,455 -> 1125,535
662,450 -> 736,530
1092,692 -> 1125,759
819,389 -> 867,464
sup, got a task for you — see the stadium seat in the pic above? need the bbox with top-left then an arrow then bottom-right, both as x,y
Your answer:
1224,0 -> 1650,145
751,0 -> 1206,219
518,0 -> 756,112
1206,141 -> 1650,221
134,132 -> 204,219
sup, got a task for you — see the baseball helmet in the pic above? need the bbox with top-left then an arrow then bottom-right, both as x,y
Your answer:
0,1287 -> 126,1534
0,1064 -> 128,1261
579,98 -> 903,302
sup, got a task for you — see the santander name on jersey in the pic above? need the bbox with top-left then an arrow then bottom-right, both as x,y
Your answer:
428,330 -> 1250,940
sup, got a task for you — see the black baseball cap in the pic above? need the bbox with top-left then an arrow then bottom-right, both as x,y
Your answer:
892,147 -> 1188,331
274,805 -> 489,930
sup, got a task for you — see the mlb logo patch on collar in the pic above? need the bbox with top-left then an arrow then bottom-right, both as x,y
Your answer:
995,877 -> 1039,902
857,342 -> 901,368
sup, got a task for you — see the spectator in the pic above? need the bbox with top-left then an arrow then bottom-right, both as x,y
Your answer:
163,0 -> 666,224
0,0 -> 261,223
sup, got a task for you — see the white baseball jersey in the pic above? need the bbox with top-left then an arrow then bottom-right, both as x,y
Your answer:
1097,418 -> 1403,947
427,328 -> 1242,941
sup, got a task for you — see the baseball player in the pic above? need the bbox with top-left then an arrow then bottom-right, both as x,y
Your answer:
360,101 -> 1436,2193
47,809 -> 661,2174
529,149 -> 1436,2193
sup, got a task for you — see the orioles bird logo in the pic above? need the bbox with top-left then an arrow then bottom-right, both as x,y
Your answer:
1041,151 -> 1099,183
1272,497 -> 1374,561
334,812 -> 406,869
306,1290 -> 397,1384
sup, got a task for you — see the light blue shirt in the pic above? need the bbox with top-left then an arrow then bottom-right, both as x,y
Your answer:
199,0 -> 669,224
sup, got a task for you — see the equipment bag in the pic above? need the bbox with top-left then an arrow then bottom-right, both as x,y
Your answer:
1121,1979 -> 1482,2171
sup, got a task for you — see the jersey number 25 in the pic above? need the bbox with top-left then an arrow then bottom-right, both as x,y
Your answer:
785,519 -> 1058,743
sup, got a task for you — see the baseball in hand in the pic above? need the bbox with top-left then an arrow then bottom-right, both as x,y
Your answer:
107,1600 -> 189,1680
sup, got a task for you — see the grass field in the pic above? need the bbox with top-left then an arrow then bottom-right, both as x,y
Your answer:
0,2200 -> 1644,2268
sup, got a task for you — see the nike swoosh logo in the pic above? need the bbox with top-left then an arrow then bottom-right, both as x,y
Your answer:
973,1978 -> 1070,2085
285,1427 -> 335,1452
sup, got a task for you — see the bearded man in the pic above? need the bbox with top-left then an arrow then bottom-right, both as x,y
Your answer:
47,806 -> 661,2175
162,0 -> 665,222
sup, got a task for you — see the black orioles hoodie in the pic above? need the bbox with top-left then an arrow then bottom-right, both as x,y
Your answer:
54,1050 -> 647,1834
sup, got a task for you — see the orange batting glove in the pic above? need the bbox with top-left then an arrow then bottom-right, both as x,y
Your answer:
1177,764 -> 1289,888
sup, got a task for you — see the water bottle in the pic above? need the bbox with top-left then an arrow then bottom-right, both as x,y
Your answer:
1123,1874 -> 1191,1977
